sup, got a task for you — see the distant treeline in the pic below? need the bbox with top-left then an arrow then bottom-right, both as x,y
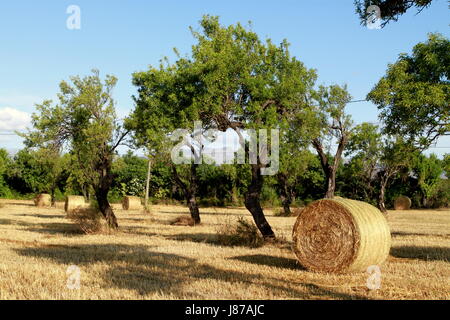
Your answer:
1,148 -> 448,210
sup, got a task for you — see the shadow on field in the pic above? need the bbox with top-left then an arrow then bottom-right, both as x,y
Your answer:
160,210 -> 242,217
391,232 -> 450,239
0,218 -> 36,227
3,202 -> 35,207
15,213 -> 65,219
14,243 -> 368,299
26,222 -> 84,236
166,233 -> 292,250
165,233 -> 219,245
231,254 -> 302,271
390,246 -> 450,262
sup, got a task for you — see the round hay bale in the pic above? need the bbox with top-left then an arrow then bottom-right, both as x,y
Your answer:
34,194 -> 51,207
292,198 -> 391,273
394,196 -> 411,210
65,196 -> 88,212
122,196 -> 142,210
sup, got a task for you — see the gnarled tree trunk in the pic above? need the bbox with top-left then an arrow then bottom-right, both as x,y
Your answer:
325,167 -> 337,199
276,173 -> 292,216
172,164 -> 201,224
245,164 -> 275,239
94,159 -> 118,229
378,181 -> 387,214
378,169 -> 396,215
95,188 -> 118,228
312,137 -> 346,199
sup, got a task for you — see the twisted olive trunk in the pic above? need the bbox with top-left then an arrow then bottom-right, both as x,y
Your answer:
95,188 -> 118,228
277,173 -> 292,216
94,158 -> 118,229
378,170 -> 396,215
244,164 -> 275,239
378,181 -> 387,214
312,134 -> 347,200
325,167 -> 337,199
172,164 -> 201,224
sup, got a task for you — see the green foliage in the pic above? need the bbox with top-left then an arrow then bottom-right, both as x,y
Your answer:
197,163 -> 245,206
112,151 -> 147,197
344,122 -> 383,202
60,153 -> 90,197
368,33 -> 449,148
442,154 -> 450,178
294,154 -> 325,202
311,84 -> 353,198
23,70 -> 127,195
412,153 -> 444,208
0,149 -> 13,197
355,0 -> 434,28
190,15 -> 319,138
8,148 -> 61,194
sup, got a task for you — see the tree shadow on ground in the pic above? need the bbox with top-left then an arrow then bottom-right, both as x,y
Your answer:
230,254 -> 302,271
165,233 -> 220,245
26,222 -> 84,236
391,232 -> 450,239
1,202 -> 35,207
14,213 -> 66,219
166,233 -> 293,251
14,243 -> 368,300
390,246 -> 450,262
0,218 -> 37,227
159,210 -> 243,217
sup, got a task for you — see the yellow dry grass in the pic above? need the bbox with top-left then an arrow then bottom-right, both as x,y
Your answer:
0,199 -> 448,300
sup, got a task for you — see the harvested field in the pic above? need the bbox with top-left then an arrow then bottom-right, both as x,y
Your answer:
0,199 -> 449,300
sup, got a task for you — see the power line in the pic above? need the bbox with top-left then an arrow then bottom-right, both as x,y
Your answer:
348,99 -> 368,104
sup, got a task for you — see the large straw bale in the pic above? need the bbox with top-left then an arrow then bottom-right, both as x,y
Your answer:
292,198 -> 391,273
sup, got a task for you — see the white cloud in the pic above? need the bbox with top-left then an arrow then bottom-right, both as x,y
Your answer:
0,107 -> 31,131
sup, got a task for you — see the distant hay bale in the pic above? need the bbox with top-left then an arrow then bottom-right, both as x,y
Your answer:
65,196 -> 88,212
292,198 -> 391,273
394,196 -> 411,210
34,194 -> 51,207
122,196 -> 142,210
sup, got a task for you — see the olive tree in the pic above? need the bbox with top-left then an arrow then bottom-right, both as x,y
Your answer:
23,70 -> 128,228
189,16 -> 319,238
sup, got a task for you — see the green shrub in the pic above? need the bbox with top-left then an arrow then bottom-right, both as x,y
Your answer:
107,188 -> 123,204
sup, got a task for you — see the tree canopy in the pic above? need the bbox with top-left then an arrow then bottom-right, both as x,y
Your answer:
22,70 -> 128,228
355,0 -> 434,28
368,33 -> 449,148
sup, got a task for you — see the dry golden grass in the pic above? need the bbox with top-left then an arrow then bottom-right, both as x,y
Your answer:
0,198 -> 448,300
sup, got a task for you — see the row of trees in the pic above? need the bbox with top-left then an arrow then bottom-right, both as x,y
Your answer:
5,17 -> 448,238
2,138 -> 448,208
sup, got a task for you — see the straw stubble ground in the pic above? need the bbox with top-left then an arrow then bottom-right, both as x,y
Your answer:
0,199 -> 448,300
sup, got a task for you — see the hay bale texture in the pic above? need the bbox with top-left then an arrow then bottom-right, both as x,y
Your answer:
122,196 -> 142,210
292,198 -> 391,273
65,196 -> 88,212
34,194 -> 51,207
394,196 -> 411,210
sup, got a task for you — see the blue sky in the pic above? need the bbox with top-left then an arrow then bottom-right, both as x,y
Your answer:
0,0 -> 449,156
